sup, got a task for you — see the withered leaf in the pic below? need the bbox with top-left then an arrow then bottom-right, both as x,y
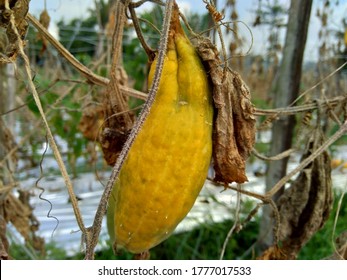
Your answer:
0,0 -> 30,62
3,193 -> 31,240
276,128 -> 333,259
37,9 -> 50,55
78,104 -> 104,141
193,37 -> 256,184
99,66 -> 135,166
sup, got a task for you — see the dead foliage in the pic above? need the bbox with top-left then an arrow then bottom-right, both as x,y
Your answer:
0,118 -> 17,166
105,3 -> 116,38
0,215 -> 10,259
99,65 -> 135,166
0,99 -> 44,259
0,0 -> 29,62
193,37 -> 256,184
95,2 -> 136,166
2,191 -> 45,255
258,128 -> 333,259
78,104 -> 104,142
37,9 -> 50,55
3,193 -> 31,239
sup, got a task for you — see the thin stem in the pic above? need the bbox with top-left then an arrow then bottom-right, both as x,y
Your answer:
331,187 -> 347,259
84,0 -> 175,260
290,61 -> 347,106
5,0 -> 86,234
219,184 -> 242,259
215,180 -> 265,201
27,13 -> 109,87
255,61 -> 347,123
222,20 -> 254,60
252,147 -> 296,161
129,0 -> 165,8
138,17 -> 162,35
203,0 -> 228,80
254,96 -> 346,116
266,120 -> 347,198
27,13 -> 147,100
129,3 -> 155,61
179,11 -> 198,36
25,13 -> 347,112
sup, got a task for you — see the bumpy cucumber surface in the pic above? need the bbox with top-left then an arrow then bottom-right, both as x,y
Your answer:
107,30 -> 213,254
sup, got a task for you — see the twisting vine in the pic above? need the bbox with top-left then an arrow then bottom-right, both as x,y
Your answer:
83,0 -> 175,260
4,0 -> 87,238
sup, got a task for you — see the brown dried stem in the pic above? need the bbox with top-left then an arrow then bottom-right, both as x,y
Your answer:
219,184 -> 242,260
129,0 -> 165,8
255,96 -> 347,116
290,61 -> 347,106
128,2 -> 156,61
203,0 -> 228,80
27,13 -> 147,100
25,12 -> 347,117
27,13 -> 107,86
331,188 -> 347,259
257,61 -> 347,129
266,120 -> 347,198
252,147 -> 297,161
84,0 -> 175,260
221,183 -> 281,249
5,0 -> 86,235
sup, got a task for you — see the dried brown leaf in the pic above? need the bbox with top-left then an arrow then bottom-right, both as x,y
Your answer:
1,190 -> 45,254
276,128 -> 333,259
19,191 -> 45,253
3,192 -> 31,240
78,104 -> 104,141
257,245 -> 287,260
0,0 -> 30,62
105,3 -> 116,38
99,66 -> 135,166
37,9 -> 50,55
0,118 -> 17,167
193,37 -> 256,184
38,9 -> 50,29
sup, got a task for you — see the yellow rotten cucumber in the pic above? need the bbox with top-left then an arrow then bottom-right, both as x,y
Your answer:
107,13 -> 213,254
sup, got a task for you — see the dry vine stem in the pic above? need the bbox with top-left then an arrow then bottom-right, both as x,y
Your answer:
332,192 -> 347,259
84,0 -> 175,260
98,0 -> 135,166
266,120 -> 347,198
26,13 -> 147,100
0,80 -> 83,169
128,2 -> 155,61
203,0 -> 228,80
219,184 -> 241,260
3,0 -> 87,235
258,61 -> 347,129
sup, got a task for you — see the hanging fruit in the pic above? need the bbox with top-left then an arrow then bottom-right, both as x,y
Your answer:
107,3 -> 213,254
